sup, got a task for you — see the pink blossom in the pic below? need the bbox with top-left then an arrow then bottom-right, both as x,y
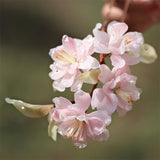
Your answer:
49,35 -> 99,92
93,21 -> 144,68
91,64 -> 141,116
51,90 -> 111,148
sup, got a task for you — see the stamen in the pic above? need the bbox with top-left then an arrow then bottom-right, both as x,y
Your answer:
66,120 -> 79,138
55,50 -> 76,64
73,121 -> 83,139
72,120 -> 87,148
124,38 -> 131,45
116,89 -> 135,104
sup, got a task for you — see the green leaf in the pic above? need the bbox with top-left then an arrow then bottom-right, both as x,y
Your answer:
5,98 -> 53,118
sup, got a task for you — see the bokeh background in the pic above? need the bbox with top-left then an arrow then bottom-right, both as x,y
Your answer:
0,0 -> 160,160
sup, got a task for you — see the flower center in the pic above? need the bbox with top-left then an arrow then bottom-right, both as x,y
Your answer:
115,89 -> 135,104
124,37 -> 131,45
55,50 -> 76,64
66,119 -> 84,139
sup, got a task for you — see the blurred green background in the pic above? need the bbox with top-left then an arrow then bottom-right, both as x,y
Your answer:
0,0 -> 160,160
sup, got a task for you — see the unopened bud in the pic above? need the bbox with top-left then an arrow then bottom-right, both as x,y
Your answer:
140,43 -> 157,64
5,98 -> 53,118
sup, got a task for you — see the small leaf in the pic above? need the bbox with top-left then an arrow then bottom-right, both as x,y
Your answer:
140,44 -> 157,64
48,115 -> 58,141
5,98 -> 53,118
77,69 -> 100,84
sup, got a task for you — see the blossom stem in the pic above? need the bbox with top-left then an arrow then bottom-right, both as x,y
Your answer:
121,0 -> 132,22
90,84 -> 97,98
102,0 -> 115,30
100,0 -> 115,63
90,0 -> 115,98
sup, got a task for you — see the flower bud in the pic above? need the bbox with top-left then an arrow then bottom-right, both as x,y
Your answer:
5,98 -> 53,118
140,43 -> 157,64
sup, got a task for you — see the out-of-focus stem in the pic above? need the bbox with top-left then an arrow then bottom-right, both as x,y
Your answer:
102,0 -> 115,30
121,0 -> 132,22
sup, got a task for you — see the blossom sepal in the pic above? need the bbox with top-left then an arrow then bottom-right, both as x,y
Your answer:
48,114 -> 58,141
76,69 -> 101,84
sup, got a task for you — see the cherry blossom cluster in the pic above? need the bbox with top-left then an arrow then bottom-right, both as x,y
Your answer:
48,21 -> 148,148
6,21 -> 157,149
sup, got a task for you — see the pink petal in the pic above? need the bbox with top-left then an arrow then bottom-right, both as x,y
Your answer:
98,64 -> 113,84
104,94 -> 118,114
49,64 -> 66,80
72,124 -> 87,148
112,65 -> 131,77
122,54 -> 141,66
62,35 -> 76,55
93,23 -> 110,54
61,73 -> 76,87
53,97 -> 72,109
75,35 -> 94,61
67,63 -> 78,74
119,73 -> 137,86
52,108 -> 77,123
120,85 -> 141,102
88,118 -> 105,135
74,90 -> 91,112
52,80 -> 65,92
117,106 -> 128,117
76,114 -> 87,122
93,23 -> 109,44
78,56 -> 100,69
88,110 -> 111,127
108,39 -> 125,55
91,88 -> 117,114
117,96 -> 132,117
82,35 -> 94,56
58,119 -> 75,136
72,135 -> 87,149
71,79 -> 83,92
124,32 -> 144,57
94,39 -> 110,54
111,55 -> 126,68
107,21 -> 128,38
49,46 -> 63,61
51,108 -> 69,122
107,77 -> 119,90
94,128 -> 109,142
91,88 -> 104,110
